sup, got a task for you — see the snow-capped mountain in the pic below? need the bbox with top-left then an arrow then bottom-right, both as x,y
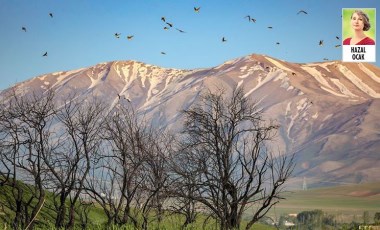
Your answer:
2,54 -> 380,188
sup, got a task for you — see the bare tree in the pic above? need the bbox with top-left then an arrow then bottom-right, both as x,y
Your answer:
75,197 -> 94,230
168,141 -> 199,229
138,130 -> 173,230
85,104 -> 147,227
174,87 -> 295,230
167,173 -> 198,229
0,90 -> 57,229
44,97 -> 105,229
85,157 -> 123,226
0,96 -> 26,228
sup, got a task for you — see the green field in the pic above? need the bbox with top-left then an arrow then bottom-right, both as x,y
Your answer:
259,182 -> 380,222
0,181 -> 275,229
1,181 -> 380,228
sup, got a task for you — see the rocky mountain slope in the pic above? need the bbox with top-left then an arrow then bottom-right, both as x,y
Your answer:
2,54 -> 379,188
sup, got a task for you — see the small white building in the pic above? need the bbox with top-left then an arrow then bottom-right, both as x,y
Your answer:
284,220 -> 295,228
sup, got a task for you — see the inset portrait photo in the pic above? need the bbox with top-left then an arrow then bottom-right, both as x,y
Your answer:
342,8 -> 376,62
342,8 -> 376,45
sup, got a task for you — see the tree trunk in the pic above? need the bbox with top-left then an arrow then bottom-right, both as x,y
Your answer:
26,191 -> 45,230
228,202 -> 240,229
66,205 -> 76,229
55,194 -> 66,228
13,194 -> 23,229
121,204 -> 131,224
142,216 -> 148,230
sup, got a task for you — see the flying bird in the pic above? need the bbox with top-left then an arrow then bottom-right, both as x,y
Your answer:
22,27 -> 27,32
42,52 -> 48,57
297,10 -> 308,15
319,40 -> 323,46
267,26 -> 273,29
176,28 -> 186,33
245,15 -> 256,23
276,42 -> 280,45
336,36 -> 340,40
194,7 -> 200,12
166,22 -> 173,27
127,35 -> 134,40
163,27 -> 169,30
114,33 -> 121,38
222,37 -> 227,42
323,58 -> 329,61
49,13 -> 53,18
161,17 -> 166,22
335,44 -> 341,48
161,52 -> 166,55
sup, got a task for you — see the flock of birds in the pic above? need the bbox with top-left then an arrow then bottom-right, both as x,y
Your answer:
17,7 -> 348,103
112,7 -> 202,54
21,12 -> 54,57
107,8 -> 340,58
20,7 -> 341,62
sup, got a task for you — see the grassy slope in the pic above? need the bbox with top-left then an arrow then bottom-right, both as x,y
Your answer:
0,183 -> 275,229
265,182 -> 380,217
4,181 -> 379,228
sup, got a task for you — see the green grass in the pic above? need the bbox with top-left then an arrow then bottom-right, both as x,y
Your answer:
5,179 -> 379,228
0,181 -> 276,229
261,182 -> 380,221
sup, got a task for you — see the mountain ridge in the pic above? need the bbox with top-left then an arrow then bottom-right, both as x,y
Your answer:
2,53 -> 380,188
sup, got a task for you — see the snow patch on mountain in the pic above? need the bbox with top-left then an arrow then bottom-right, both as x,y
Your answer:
240,66 -> 248,72
338,64 -> 380,98
323,114 -> 333,121
214,57 -> 246,72
274,72 -> 290,90
285,98 -> 310,140
305,62 -> 335,72
244,70 -> 284,97
131,62 -> 141,86
358,63 -> 380,83
237,80 -> 244,89
265,57 -> 293,72
330,78 -> 357,98
321,86 -> 348,98
239,73 -> 251,79
296,98 -> 309,111
146,71 -> 164,100
89,69 -> 108,89
52,69 -> 85,89
239,65 -> 263,79
285,101 -> 292,116
288,86 -> 295,91
301,66 -> 333,90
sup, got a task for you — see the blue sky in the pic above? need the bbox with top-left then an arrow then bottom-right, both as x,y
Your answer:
0,0 -> 378,90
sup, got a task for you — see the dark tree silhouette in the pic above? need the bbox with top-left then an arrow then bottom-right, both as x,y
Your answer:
0,90 -> 56,229
45,97 -> 105,229
138,130 -> 173,230
85,104 -> 147,228
173,86 -> 295,230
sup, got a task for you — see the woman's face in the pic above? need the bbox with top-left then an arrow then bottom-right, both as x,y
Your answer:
351,12 -> 364,31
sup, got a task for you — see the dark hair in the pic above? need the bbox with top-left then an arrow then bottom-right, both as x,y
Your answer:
351,10 -> 371,31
